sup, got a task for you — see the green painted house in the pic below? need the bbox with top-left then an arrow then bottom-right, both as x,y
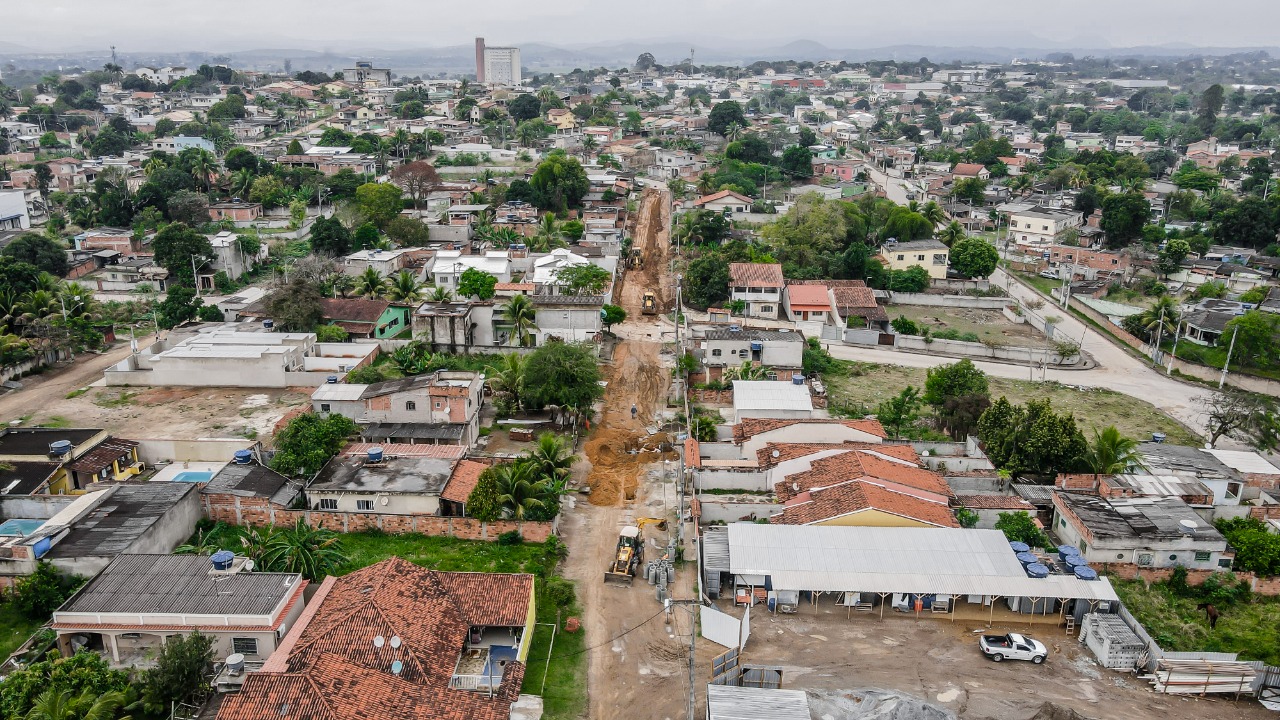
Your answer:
319,298 -> 410,339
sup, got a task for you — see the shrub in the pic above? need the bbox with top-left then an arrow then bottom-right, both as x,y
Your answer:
12,562 -> 81,620
496,530 -> 524,546
467,468 -> 502,522
344,365 -> 383,384
314,324 -> 350,343
890,315 -> 920,335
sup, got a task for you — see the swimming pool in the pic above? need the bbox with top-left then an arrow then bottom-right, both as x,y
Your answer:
0,519 -> 45,537
172,471 -> 214,483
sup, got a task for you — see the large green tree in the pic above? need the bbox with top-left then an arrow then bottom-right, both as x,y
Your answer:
309,215 -> 353,256
948,237 -> 998,278
521,342 -> 604,412
269,412 -> 357,476
977,397 -> 1088,480
707,100 -> 747,136
1099,192 -> 1150,247
137,631 -> 215,716
2,234 -> 68,277
1223,310 -> 1280,369
267,279 -> 325,332
923,359 -> 989,409
529,152 -> 589,212
355,182 -> 406,228
457,268 -> 498,299
151,223 -> 214,284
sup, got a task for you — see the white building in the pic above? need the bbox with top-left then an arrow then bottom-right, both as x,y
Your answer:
482,46 -> 522,86
1007,207 -> 1084,247
427,250 -> 513,289
0,189 -> 31,230
731,380 -> 814,423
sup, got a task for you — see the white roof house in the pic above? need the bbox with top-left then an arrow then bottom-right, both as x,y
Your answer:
731,381 -> 813,423
531,248 -> 593,287
725,524 -> 1119,603
706,685 -> 811,720
427,250 -> 513,287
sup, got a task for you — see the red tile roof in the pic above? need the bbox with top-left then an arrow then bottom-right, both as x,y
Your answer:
342,443 -> 467,459
684,437 -> 701,469
774,479 -> 958,527
786,284 -> 831,311
956,494 -> 1036,511
732,418 -> 887,443
830,286 -> 877,310
729,263 -> 784,288
774,449 -> 952,502
953,163 -> 987,176
218,558 -> 532,720
441,460 -> 487,504
693,190 -> 753,207
756,441 -> 917,468
320,297 -> 391,324
66,438 -> 138,472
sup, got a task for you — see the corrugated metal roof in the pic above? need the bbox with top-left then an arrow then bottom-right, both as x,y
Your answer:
702,527 -> 731,572
732,382 -> 812,412
725,524 -> 1118,602
1204,449 -> 1280,475
706,685 -> 810,720
58,554 -> 301,616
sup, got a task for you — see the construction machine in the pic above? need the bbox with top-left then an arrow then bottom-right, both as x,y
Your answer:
604,526 -> 644,584
641,291 -> 658,315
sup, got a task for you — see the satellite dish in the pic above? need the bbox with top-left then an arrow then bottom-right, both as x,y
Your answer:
1179,519 -> 1198,533
243,559 -> 255,571
390,636 -> 401,648
771,449 -> 780,458
374,635 -> 385,648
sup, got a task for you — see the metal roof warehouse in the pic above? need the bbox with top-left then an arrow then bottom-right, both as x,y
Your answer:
724,524 -> 1118,603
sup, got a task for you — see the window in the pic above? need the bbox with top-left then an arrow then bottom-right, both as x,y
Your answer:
738,349 -> 748,358
932,253 -> 947,266
318,498 -> 338,511
1059,518 -> 1066,528
405,401 -> 416,411
435,401 -> 443,409
759,306 -> 772,313
320,403 -> 331,413
232,638 -> 258,655
357,499 -> 374,511
711,349 -> 722,357
1168,554 -> 1178,562
1194,551 -> 1211,562
1218,558 -> 1232,568
1042,225 -> 1048,231
896,254 -> 904,261
916,254 -> 925,261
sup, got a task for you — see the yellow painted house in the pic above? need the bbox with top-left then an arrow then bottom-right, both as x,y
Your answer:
0,428 -> 141,495
878,238 -> 950,280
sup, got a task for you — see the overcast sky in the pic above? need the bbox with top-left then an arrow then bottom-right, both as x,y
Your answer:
11,0 -> 1280,53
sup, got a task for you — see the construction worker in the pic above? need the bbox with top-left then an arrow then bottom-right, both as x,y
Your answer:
631,404 -> 638,420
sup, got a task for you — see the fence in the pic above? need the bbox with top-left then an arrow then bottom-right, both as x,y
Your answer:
886,292 -> 1009,309
893,335 -> 1079,366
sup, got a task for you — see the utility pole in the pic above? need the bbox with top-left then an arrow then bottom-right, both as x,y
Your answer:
664,598 -> 699,720
191,255 -> 202,298
1166,320 -> 1182,376
1150,306 -> 1165,368
1218,325 -> 1239,389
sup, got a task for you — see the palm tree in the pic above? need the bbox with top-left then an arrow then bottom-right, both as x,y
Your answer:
351,267 -> 386,299
581,134 -> 598,162
1140,296 -> 1180,339
530,214 -> 565,253
391,128 -> 411,159
0,290 -> 20,334
25,688 -> 128,720
143,156 -> 167,177
937,221 -> 967,246
17,290 -> 59,328
189,150 -> 217,192
920,201 -> 947,226
231,168 -> 255,199
493,461 -> 546,521
331,274 -> 354,298
175,522 -> 227,555
429,286 -> 453,302
502,294 -> 538,347
528,432 -> 574,488
257,518 -> 347,581
484,226 -> 523,249
722,361 -> 769,381
1081,426 -> 1141,479
383,270 -> 426,304
485,353 -> 528,410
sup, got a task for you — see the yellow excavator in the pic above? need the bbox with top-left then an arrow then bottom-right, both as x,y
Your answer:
604,519 -> 668,584
641,291 -> 658,315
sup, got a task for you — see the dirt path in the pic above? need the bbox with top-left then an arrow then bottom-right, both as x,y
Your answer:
0,336 -> 156,423
560,187 -> 707,720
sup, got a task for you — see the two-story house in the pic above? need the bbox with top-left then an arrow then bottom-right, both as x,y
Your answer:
312,371 -> 485,447
1008,207 -> 1084,248
701,327 -> 804,379
879,239 -> 949,281
729,263 -> 784,319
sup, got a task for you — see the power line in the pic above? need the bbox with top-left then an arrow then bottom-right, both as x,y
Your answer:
523,605 -> 673,664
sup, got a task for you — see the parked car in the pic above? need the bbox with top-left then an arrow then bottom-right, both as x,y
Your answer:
1038,269 -> 1058,279
979,633 -> 1047,663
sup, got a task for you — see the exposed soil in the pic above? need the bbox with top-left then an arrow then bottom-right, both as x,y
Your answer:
560,187 -> 713,720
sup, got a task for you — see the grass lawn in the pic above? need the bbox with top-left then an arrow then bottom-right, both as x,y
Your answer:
886,305 -> 1053,348
187,523 -> 586,717
825,361 -> 1199,444
0,603 -> 43,659
1113,578 -> 1280,665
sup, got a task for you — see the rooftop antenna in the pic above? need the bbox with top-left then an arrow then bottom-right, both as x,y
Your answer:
111,45 -> 118,67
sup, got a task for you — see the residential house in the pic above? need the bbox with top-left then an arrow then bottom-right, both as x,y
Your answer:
828,282 -> 890,330
728,263 -> 784,320
52,553 -> 306,668
771,448 -> 957,528
879,239 -> 949,281
342,247 -> 420,277
85,257 -> 169,293
319,298 -> 410,340
207,202 -> 263,223
0,426 -> 121,495
306,447 -> 476,515
1008,207 -> 1084,247
1047,245 -> 1130,281
200,461 -> 302,526
205,230 -> 269,284
546,108 -> 579,135
312,371 -> 484,447
531,294 -> 605,344
75,227 -> 138,253
412,301 -> 496,352
783,284 -> 833,322
732,381 -> 814,423
952,163 -> 991,180
152,135 -> 216,154
1052,491 -> 1232,570
427,250 -> 513,288
215,558 -> 535,720
692,190 -> 753,218
701,328 -> 804,378
0,189 -> 30,230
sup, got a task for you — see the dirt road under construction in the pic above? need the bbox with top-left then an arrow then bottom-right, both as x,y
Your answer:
561,188 -> 710,720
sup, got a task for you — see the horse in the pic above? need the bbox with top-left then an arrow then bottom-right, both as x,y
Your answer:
1196,602 -> 1220,630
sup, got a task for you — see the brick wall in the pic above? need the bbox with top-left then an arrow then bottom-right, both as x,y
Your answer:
1249,506 -> 1280,521
1103,563 -> 1280,596
202,492 -> 554,542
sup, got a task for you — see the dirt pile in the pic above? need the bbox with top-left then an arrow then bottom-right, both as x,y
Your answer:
1027,703 -> 1097,720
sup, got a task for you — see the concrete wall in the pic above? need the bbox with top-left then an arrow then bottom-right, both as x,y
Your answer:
894,336 -> 1078,366
129,484 -> 204,554
696,469 -> 770,492
0,494 -> 76,520
305,490 -> 441,516
887,293 -> 1009,309
135,438 -> 256,464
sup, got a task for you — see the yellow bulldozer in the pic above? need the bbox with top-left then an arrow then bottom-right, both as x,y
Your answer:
641,291 -> 658,315
604,519 -> 668,584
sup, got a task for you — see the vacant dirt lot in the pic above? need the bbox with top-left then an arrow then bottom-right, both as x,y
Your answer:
887,305 -> 1055,349
713,603 -> 1270,720
21,385 -> 311,440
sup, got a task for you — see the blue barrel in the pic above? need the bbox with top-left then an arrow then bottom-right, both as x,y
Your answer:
1025,563 -> 1050,578
211,550 -> 236,570
1015,552 -> 1038,565
1008,541 -> 1030,553
32,536 -> 51,559
234,450 -> 253,465
1073,566 -> 1099,581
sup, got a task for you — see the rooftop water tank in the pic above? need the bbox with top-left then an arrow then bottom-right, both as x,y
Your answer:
48,440 -> 73,457
367,446 -> 384,464
263,319 -> 274,330
32,536 -> 51,559
1057,545 -> 1080,562
792,374 -> 805,385
1073,566 -> 1099,581
1015,551 -> 1038,566
1024,563 -> 1050,579
1008,541 -> 1030,553
233,450 -> 253,465
1152,432 -> 1167,443
225,653 -> 245,673
211,550 -> 236,571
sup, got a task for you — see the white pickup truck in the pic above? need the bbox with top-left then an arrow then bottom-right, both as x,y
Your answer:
979,633 -> 1047,663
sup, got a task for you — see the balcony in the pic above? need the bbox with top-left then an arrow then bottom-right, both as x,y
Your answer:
449,627 -> 523,692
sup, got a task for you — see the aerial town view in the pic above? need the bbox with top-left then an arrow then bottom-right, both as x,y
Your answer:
2,2 -> 1280,718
